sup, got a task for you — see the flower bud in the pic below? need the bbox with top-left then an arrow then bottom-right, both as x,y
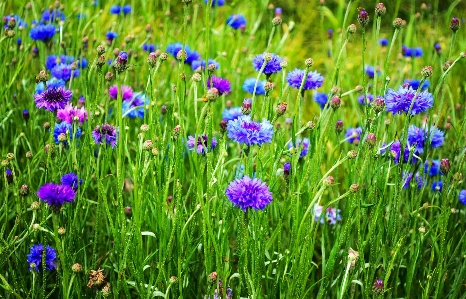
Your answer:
143,140 -> 153,151
393,18 -> 403,29
58,227 -> 66,235
220,119 -> 228,133
306,121 -> 316,130
206,88 -> 219,102
264,53 -> 272,62
20,184 -> 29,196
372,279 -> 384,296
96,45 -> 106,55
173,125 -> 181,139
264,81 -> 274,93
355,85 -> 363,92
440,158 -> 450,175
272,16 -> 282,26
280,60 -> 288,68
330,96 -> 341,110
421,65 -> 433,78
450,17 -> 460,32
35,70 -> 49,83
160,53 -> 168,61
192,73 -> 201,82
375,3 -> 386,16
347,150 -> 358,159
357,9 -> 369,27
347,24 -> 357,34
105,72 -> 114,81
305,58 -> 314,68
31,201 -> 40,210
371,96 -> 385,113
96,55 -> 106,68
147,52 -> 158,67
207,272 -> 218,284
241,98 -> 252,115
366,133 -> 377,148
443,62 -> 450,72
350,184 -> 359,193
323,176 -> 335,187
124,206 -> 132,218
335,120 -> 343,134
275,102 -> 287,116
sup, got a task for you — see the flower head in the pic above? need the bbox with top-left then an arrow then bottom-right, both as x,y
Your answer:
123,5 -> 132,14
227,116 -> 273,146
402,172 -> 424,189
402,45 -> 423,57
110,5 -> 121,14
34,87 -> 72,112
385,85 -> 433,115
242,78 -> 266,95
424,160 -> 440,176
222,107 -> 243,122
53,122 -> 82,144
364,66 -> 378,79
287,69 -> 324,90
41,9 -> 65,23
379,38 -> 389,46
166,42 -> 201,65
122,93 -> 149,118
51,63 -> 80,81
226,14 -> 246,29
459,190 -> 466,205
27,244 -> 57,271
253,53 -> 283,76
358,93 -> 374,105
57,104 -> 88,125
108,85 -> 134,101
432,181 -> 442,192
225,176 -> 272,211
344,127 -> 363,144
403,79 -> 430,91
407,125 -> 444,152
187,134 -> 217,154
106,31 -> 118,41
205,0 -> 225,6
93,124 -> 118,148
37,183 -> 76,208
29,24 -> 56,42
61,172 -> 82,190
207,76 -> 231,95
313,92 -> 328,109
35,77 -> 66,94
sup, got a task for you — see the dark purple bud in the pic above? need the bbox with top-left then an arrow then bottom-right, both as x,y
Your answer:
450,17 -> 460,32
335,120 -> 343,134
440,158 -> 450,175
23,109 -> 30,121
358,8 -> 370,27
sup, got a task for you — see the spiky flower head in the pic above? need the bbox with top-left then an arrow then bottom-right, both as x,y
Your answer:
226,14 -> 247,29
227,115 -> 273,146
440,158 -> 450,175
385,85 -> 433,115
207,76 -> 231,95
287,69 -> 324,90
92,124 -> 118,148
225,176 -> 273,211
345,127 -> 363,144
372,279 -> 384,296
253,53 -> 283,76
27,244 -> 57,271
421,66 -> 433,78
187,134 -> 217,154
459,190 -> 466,205
37,183 -> 76,210
242,78 -> 266,95
29,24 -> 56,42
347,24 -> 357,34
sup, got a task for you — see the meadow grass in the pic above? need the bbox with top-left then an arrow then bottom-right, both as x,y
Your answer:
0,0 -> 466,298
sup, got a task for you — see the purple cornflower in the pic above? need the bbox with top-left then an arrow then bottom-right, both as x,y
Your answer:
389,140 -> 419,164
61,172 -> 82,190
226,14 -> 246,29
385,85 -> 433,115
205,0 -> 225,6
253,53 -> 283,76
41,9 -> 65,23
358,93 -> 374,105
143,43 -> 156,53
122,93 -> 149,118
344,127 -> 362,144
379,38 -> 389,46
408,125 -> 444,152
227,116 -> 273,146
222,107 -> 243,122
29,24 -> 56,42
187,134 -> 217,154
287,69 -> 324,90
166,42 -> 201,65
225,176 -> 273,211
109,85 -> 134,101
110,5 -> 121,14
34,87 -> 72,112
5,169 -> 13,184
313,92 -> 328,109
93,124 -> 118,148
51,63 -> 80,81
57,103 -> 88,125
27,244 -> 57,272
432,181 -> 442,192
207,76 -> 231,95
288,138 -> 310,158
242,78 -> 265,95
53,122 -> 82,144
37,183 -> 76,208
106,31 -> 118,41
427,126 -> 445,148
313,204 -> 342,224
402,172 -> 424,189
459,190 -> 466,205
191,59 -> 220,72
403,79 -> 430,91
365,66 -> 378,79
424,160 -> 440,176
283,162 -> 291,175
123,5 -> 132,14
402,45 -> 423,57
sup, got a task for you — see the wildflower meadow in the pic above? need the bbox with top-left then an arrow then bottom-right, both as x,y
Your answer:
1,0 -> 466,298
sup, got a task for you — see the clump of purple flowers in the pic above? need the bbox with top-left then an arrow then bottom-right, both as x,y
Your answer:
407,125 -> 444,152
226,14 -> 246,29
57,104 -> 88,125
37,183 -> 76,209
187,134 -> 217,154
287,69 -> 324,90
227,116 -> 273,146
385,85 -> 433,115
34,87 -> 72,112
379,38 -> 389,46
51,63 -> 80,81
109,85 -> 134,101
253,53 -> 283,76
225,176 -> 273,211
344,127 -> 363,144
93,124 -> 118,148
242,78 -> 266,95
29,24 -> 56,42
27,244 -> 57,271
402,45 -> 423,57
207,76 -> 231,95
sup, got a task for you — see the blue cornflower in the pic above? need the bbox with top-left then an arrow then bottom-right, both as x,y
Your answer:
389,140 -> 420,164
166,42 -> 201,65
37,183 -> 76,208
106,31 -> 118,40
365,66 -> 379,79
459,190 -> 466,205
41,9 -> 65,23
226,176 -> 273,211
403,79 -> 430,90
283,162 -> 291,174
313,204 -> 342,225
427,126 -> 445,148
53,122 -> 82,144
358,93 -> 374,105
27,244 -> 57,271
187,134 -> 217,154
227,115 -> 273,146
45,55 -> 59,70
123,93 -> 149,119
344,127 -> 362,144
385,85 -> 433,115
191,59 -> 220,71
61,172 -> 82,190
379,38 -> 389,46
288,138 -> 310,158
205,0 -> 225,6
93,124 -> 118,148
242,78 -> 265,95
207,76 -> 231,95
226,14 -> 246,29
35,78 -> 66,94
432,181 -> 442,192
424,160 -> 440,176
77,58 -> 88,69
403,172 -> 424,189
222,107 -> 243,122
142,43 -> 156,52
402,45 -> 423,57
313,92 -> 328,109
110,5 -> 121,14
253,53 -> 283,76
287,69 -> 324,90
29,24 -> 56,42
51,63 -> 80,81
123,5 -> 132,14
408,125 -> 444,152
